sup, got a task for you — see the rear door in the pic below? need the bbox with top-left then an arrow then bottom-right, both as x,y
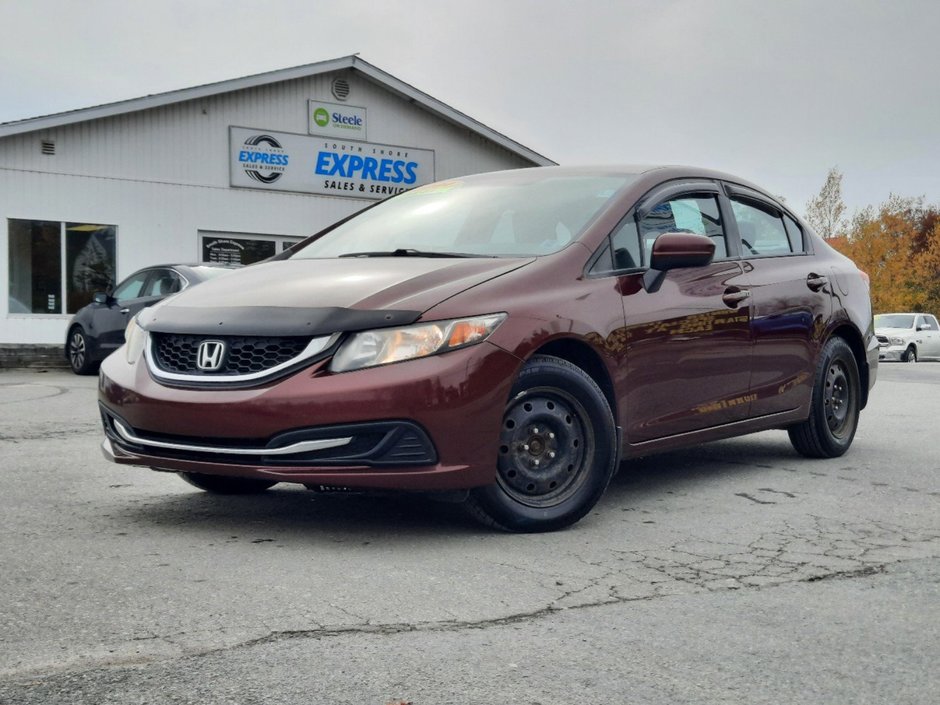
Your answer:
724,185 -> 830,417
613,181 -> 753,442
91,268 -> 177,353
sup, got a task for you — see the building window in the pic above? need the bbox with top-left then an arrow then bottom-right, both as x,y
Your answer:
200,231 -> 302,265
8,219 -> 116,314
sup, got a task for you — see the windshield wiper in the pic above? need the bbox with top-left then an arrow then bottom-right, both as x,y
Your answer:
339,248 -> 494,259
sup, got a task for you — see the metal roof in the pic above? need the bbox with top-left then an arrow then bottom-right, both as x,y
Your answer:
0,55 -> 555,166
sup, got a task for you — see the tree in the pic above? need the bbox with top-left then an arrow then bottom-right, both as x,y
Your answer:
831,194 -> 940,314
910,216 -> 940,313
805,167 -> 846,239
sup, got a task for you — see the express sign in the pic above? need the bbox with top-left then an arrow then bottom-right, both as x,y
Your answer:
229,127 -> 436,199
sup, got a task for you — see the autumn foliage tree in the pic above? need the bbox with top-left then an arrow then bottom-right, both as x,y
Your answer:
830,194 -> 940,314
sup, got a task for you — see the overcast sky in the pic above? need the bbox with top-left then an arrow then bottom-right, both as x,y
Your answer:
2,0 -> 938,218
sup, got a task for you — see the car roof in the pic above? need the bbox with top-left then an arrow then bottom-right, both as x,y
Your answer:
459,164 -> 784,207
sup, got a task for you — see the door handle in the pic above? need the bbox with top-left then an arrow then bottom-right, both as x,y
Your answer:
806,273 -> 829,292
120,308 -> 130,314
722,288 -> 751,307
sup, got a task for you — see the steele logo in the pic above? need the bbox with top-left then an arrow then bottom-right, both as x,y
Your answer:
238,134 -> 289,183
313,108 -> 330,128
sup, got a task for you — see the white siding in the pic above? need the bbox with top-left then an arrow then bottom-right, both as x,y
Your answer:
0,69 -> 539,345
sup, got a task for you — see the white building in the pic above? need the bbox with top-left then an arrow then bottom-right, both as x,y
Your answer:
0,55 -> 552,352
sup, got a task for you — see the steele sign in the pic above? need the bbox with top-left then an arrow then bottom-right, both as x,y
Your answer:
308,100 -> 367,139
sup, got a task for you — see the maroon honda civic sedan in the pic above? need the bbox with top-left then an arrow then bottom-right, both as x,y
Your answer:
98,166 -> 878,531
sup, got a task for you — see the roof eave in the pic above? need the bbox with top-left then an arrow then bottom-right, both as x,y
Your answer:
0,56 -> 555,166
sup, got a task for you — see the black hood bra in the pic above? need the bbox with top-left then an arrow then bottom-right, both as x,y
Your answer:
137,305 -> 422,337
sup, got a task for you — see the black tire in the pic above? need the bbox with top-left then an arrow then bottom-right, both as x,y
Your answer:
466,355 -> 617,532
788,337 -> 860,458
179,472 -> 277,494
67,326 -> 98,375
903,346 -> 917,363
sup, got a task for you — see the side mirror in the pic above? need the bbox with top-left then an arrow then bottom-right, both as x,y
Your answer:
643,232 -> 716,293
93,292 -> 111,305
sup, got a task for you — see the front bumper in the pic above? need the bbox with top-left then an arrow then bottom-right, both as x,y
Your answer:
878,344 -> 907,361
98,341 -> 521,491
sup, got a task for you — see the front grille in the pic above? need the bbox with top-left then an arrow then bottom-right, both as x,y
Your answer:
877,335 -> 889,345
152,333 -> 310,375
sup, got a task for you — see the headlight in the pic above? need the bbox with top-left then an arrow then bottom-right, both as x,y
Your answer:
124,317 -> 149,364
889,336 -> 905,346
329,313 -> 507,373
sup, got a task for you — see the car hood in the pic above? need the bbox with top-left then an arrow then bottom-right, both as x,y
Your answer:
875,327 -> 915,337
138,256 -> 534,336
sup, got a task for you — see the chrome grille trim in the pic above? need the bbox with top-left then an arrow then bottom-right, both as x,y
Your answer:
144,333 -> 339,384
112,419 -> 351,456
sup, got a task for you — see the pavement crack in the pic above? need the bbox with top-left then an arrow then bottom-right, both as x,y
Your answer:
735,492 -> 776,504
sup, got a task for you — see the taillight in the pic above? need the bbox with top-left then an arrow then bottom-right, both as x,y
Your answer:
858,269 -> 870,286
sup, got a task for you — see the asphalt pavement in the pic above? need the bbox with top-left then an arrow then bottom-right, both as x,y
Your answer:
0,362 -> 937,704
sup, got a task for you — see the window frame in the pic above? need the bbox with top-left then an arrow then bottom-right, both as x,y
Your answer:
586,179 -> 732,278
7,218 -> 118,316
722,183 -> 811,258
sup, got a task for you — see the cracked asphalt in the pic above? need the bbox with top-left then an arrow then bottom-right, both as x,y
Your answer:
0,364 -> 938,704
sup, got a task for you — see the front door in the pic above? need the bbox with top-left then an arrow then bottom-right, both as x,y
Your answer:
616,189 -> 753,442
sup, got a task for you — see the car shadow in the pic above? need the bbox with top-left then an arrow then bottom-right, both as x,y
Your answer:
606,432 -> 803,500
118,433 -> 804,539
119,483 -> 488,541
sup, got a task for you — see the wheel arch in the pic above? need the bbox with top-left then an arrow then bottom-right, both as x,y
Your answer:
829,324 -> 870,410
531,338 -> 618,425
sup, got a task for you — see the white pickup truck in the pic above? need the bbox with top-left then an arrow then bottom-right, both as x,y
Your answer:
875,312 -> 940,362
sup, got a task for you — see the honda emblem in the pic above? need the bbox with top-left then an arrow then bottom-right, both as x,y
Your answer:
196,340 -> 226,371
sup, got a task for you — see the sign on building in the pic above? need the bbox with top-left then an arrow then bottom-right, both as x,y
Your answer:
229,127 -> 435,200
308,100 -> 367,139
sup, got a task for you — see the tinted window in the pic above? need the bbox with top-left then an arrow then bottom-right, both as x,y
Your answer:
589,242 -> 614,274
610,219 -> 641,269
783,215 -> 805,253
732,199 -> 792,256
638,195 -> 727,265
928,316 -> 940,330
143,269 -> 183,297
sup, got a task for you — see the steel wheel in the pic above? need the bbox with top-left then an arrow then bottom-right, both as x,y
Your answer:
467,355 -> 617,532
824,360 -> 852,438
496,387 -> 593,508
788,337 -> 860,458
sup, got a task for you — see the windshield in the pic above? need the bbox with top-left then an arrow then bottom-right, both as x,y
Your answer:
874,314 -> 915,328
292,172 -> 636,259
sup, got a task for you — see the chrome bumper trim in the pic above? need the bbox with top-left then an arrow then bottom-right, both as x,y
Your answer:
112,420 -> 352,457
